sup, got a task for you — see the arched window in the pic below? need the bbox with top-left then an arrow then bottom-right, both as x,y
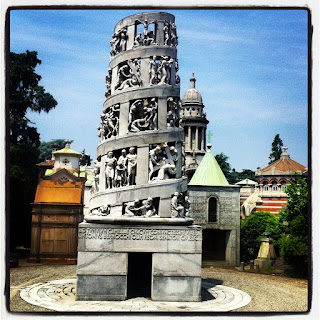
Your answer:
272,181 -> 278,193
208,197 -> 218,222
263,181 -> 269,192
281,181 -> 287,193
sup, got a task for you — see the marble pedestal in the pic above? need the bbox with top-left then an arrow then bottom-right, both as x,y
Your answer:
76,222 -> 202,302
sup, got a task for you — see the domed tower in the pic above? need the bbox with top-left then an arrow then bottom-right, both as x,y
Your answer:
180,73 -> 209,181
76,12 -> 202,302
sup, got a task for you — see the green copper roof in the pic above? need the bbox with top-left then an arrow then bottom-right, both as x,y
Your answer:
53,147 -> 81,156
189,144 -> 229,186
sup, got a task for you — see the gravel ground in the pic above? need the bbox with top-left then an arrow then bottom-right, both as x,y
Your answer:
8,260 -> 309,314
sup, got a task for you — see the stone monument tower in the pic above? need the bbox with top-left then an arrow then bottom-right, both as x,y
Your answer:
76,12 -> 202,302
180,73 -> 209,181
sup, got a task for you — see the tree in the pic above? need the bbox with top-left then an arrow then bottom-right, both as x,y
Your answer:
79,149 -> 92,166
38,139 -> 72,162
279,177 -> 308,277
10,50 -> 57,250
240,211 -> 281,262
269,134 -> 283,164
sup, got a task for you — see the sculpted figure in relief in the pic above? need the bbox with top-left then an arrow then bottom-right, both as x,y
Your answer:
100,104 -> 119,140
110,27 -> 127,56
105,69 -> 112,98
142,198 -> 158,217
127,147 -> 137,186
149,146 -> 161,180
167,97 -> 179,127
171,192 -> 185,218
149,56 -> 157,85
92,160 -> 101,193
105,151 -> 117,189
163,22 -> 170,46
124,199 -> 143,217
115,149 -> 128,187
116,59 -> 141,91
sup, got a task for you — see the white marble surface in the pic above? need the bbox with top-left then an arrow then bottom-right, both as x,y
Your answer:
20,278 -> 251,312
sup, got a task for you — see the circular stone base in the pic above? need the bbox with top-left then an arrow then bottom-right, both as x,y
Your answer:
20,279 -> 251,312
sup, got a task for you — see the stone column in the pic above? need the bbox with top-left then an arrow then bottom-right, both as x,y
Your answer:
136,144 -> 149,185
127,24 -> 135,49
156,20 -> 165,45
195,127 -> 199,151
158,97 -> 168,130
140,57 -> 150,87
201,127 -> 204,150
188,126 -> 191,150
119,102 -> 129,136
176,140 -> 182,178
111,66 -> 118,94
99,156 -> 106,191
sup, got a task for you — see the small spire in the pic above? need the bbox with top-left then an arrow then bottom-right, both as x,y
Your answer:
190,73 -> 196,89
280,145 -> 290,159
207,130 -> 213,144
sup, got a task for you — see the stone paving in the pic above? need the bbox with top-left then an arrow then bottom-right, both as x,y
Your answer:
20,278 -> 251,312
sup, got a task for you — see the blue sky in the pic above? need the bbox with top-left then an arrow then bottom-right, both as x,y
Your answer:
10,9 -> 309,171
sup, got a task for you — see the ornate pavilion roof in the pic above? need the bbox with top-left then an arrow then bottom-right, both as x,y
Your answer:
256,147 -> 307,176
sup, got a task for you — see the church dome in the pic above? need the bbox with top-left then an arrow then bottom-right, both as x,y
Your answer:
182,73 -> 203,105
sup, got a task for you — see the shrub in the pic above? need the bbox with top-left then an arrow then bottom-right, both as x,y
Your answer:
240,211 -> 280,262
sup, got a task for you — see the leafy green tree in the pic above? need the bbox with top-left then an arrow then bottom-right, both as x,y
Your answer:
38,139 -> 72,162
10,50 -> 57,250
240,211 -> 281,262
279,177 -> 308,277
268,134 -> 283,164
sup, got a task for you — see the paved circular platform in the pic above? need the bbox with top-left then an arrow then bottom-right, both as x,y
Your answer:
20,278 -> 251,312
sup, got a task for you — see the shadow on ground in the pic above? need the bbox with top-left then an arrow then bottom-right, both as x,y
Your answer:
201,278 -> 223,301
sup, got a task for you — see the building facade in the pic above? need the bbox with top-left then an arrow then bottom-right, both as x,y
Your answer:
242,146 -> 308,217
188,144 -> 240,266
29,142 -> 86,264
180,73 -> 209,181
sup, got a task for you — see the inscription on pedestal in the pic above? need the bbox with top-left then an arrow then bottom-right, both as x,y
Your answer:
79,227 -> 202,241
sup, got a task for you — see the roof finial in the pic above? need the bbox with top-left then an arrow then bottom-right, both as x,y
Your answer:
282,145 -> 288,152
190,73 -> 196,89
65,139 -> 71,149
206,130 -> 213,150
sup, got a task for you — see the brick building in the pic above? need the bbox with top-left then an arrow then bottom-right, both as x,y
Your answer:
241,146 -> 307,218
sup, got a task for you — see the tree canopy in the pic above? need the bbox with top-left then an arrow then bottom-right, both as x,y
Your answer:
38,139 -> 72,162
268,134 -> 283,164
214,153 -> 256,184
10,50 -> 57,250
279,177 -> 309,277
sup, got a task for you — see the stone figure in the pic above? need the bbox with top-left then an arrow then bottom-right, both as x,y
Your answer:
124,199 -> 143,217
110,27 -> 127,56
155,157 -> 176,180
90,205 -> 110,216
92,160 -> 101,193
158,56 -> 172,85
167,97 -> 179,127
116,59 -> 141,91
97,125 -> 105,142
163,22 -> 170,46
100,104 -> 119,140
170,146 -> 179,164
133,32 -> 143,47
149,146 -> 161,180
184,196 -> 190,217
105,69 -> 112,98
144,98 -> 158,130
115,149 -> 128,187
175,59 -> 180,85
105,151 -> 117,189
149,56 -> 157,85
127,147 -> 137,185
143,20 -> 149,39
171,192 -> 185,218
181,141 -> 186,176
129,98 -> 157,132
142,198 -> 158,217
170,22 -> 178,47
